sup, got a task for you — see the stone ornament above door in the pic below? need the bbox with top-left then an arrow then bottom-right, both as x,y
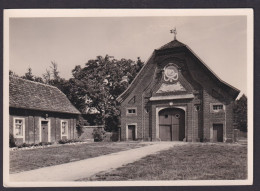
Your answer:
156,82 -> 186,93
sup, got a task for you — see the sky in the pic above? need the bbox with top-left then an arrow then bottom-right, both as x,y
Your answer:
9,16 -> 247,96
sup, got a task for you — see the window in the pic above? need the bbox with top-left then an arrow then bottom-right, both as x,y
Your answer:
211,104 -> 225,112
126,107 -> 137,116
195,105 -> 200,111
213,105 -> 223,110
175,114 -> 180,119
128,109 -> 136,114
13,118 -> 25,139
61,121 -> 68,137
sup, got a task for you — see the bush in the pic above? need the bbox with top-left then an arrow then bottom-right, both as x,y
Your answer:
110,131 -> 119,142
38,142 -> 52,146
203,138 -> 209,142
92,128 -> 106,142
22,143 -> 30,147
58,139 -> 81,144
58,139 -> 67,144
9,133 -> 16,148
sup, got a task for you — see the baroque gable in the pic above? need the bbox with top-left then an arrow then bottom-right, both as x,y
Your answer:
150,61 -> 196,98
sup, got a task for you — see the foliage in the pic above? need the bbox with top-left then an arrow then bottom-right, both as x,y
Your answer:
16,142 -> 53,148
70,55 -> 144,131
76,115 -> 86,136
9,134 -> 16,148
9,56 -> 144,132
42,61 -> 66,88
92,128 -> 106,142
38,142 -> 52,146
42,61 -> 60,84
9,70 -> 19,77
21,67 -> 44,83
233,94 -> 247,132
23,67 -> 34,81
58,139 -> 82,144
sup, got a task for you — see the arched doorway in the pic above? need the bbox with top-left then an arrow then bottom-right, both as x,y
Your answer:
159,108 -> 185,141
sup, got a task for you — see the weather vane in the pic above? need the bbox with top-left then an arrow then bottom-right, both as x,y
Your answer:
170,27 -> 177,40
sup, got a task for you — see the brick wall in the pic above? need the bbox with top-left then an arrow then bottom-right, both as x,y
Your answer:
202,90 -> 234,142
119,47 -> 237,143
120,58 -> 157,141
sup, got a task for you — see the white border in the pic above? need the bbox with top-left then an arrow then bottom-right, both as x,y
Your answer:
3,9 -> 253,187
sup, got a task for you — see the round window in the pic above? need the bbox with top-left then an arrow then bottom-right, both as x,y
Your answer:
175,114 -> 180,119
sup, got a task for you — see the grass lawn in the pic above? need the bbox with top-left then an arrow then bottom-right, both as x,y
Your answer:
10,142 -> 147,174
84,143 -> 247,181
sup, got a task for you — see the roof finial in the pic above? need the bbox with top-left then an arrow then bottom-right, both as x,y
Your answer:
170,27 -> 177,40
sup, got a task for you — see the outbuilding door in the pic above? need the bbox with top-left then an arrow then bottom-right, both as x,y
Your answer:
213,124 -> 223,142
159,108 -> 185,141
41,121 -> 49,142
128,125 -> 136,140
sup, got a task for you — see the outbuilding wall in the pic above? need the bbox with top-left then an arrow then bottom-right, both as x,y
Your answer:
9,108 -> 78,144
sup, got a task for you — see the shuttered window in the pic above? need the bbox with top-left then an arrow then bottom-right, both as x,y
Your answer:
61,120 -> 68,138
13,117 -> 25,141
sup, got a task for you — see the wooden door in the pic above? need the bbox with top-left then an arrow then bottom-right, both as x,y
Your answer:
41,121 -> 49,142
159,108 -> 185,141
159,125 -> 172,141
128,125 -> 135,140
213,124 -> 223,142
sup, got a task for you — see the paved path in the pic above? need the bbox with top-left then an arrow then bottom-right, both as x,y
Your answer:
10,142 -> 185,182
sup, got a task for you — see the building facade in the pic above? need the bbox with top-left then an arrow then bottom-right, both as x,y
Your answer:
9,76 -> 81,145
117,39 -> 240,142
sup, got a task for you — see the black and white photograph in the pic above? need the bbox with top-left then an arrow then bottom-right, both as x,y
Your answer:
3,9 -> 253,187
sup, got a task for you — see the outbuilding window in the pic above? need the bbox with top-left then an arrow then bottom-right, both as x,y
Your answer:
61,121 -> 68,138
126,107 -> 137,116
13,117 -> 25,140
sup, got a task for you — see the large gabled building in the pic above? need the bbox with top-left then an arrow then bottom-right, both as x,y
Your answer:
117,38 -> 240,142
9,76 -> 81,144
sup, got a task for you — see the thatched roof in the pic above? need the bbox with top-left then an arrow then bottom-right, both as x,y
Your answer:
9,76 -> 80,114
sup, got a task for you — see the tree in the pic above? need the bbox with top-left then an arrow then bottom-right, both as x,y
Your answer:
42,69 -> 51,84
42,61 -> 67,90
9,70 -> 19,77
233,94 -> 247,132
21,67 -> 44,83
50,61 -> 60,81
70,55 -> 144,131
23,67 -> 34,81
43,61 -> 60,84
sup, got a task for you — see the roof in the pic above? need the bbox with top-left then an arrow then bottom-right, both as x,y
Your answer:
157,40 -> 186,50
117,39 -> 240,102
9,76 -> 81,114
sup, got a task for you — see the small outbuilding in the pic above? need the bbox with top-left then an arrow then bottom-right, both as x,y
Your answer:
117,37 -> 240,143
9,76 -> 81,145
